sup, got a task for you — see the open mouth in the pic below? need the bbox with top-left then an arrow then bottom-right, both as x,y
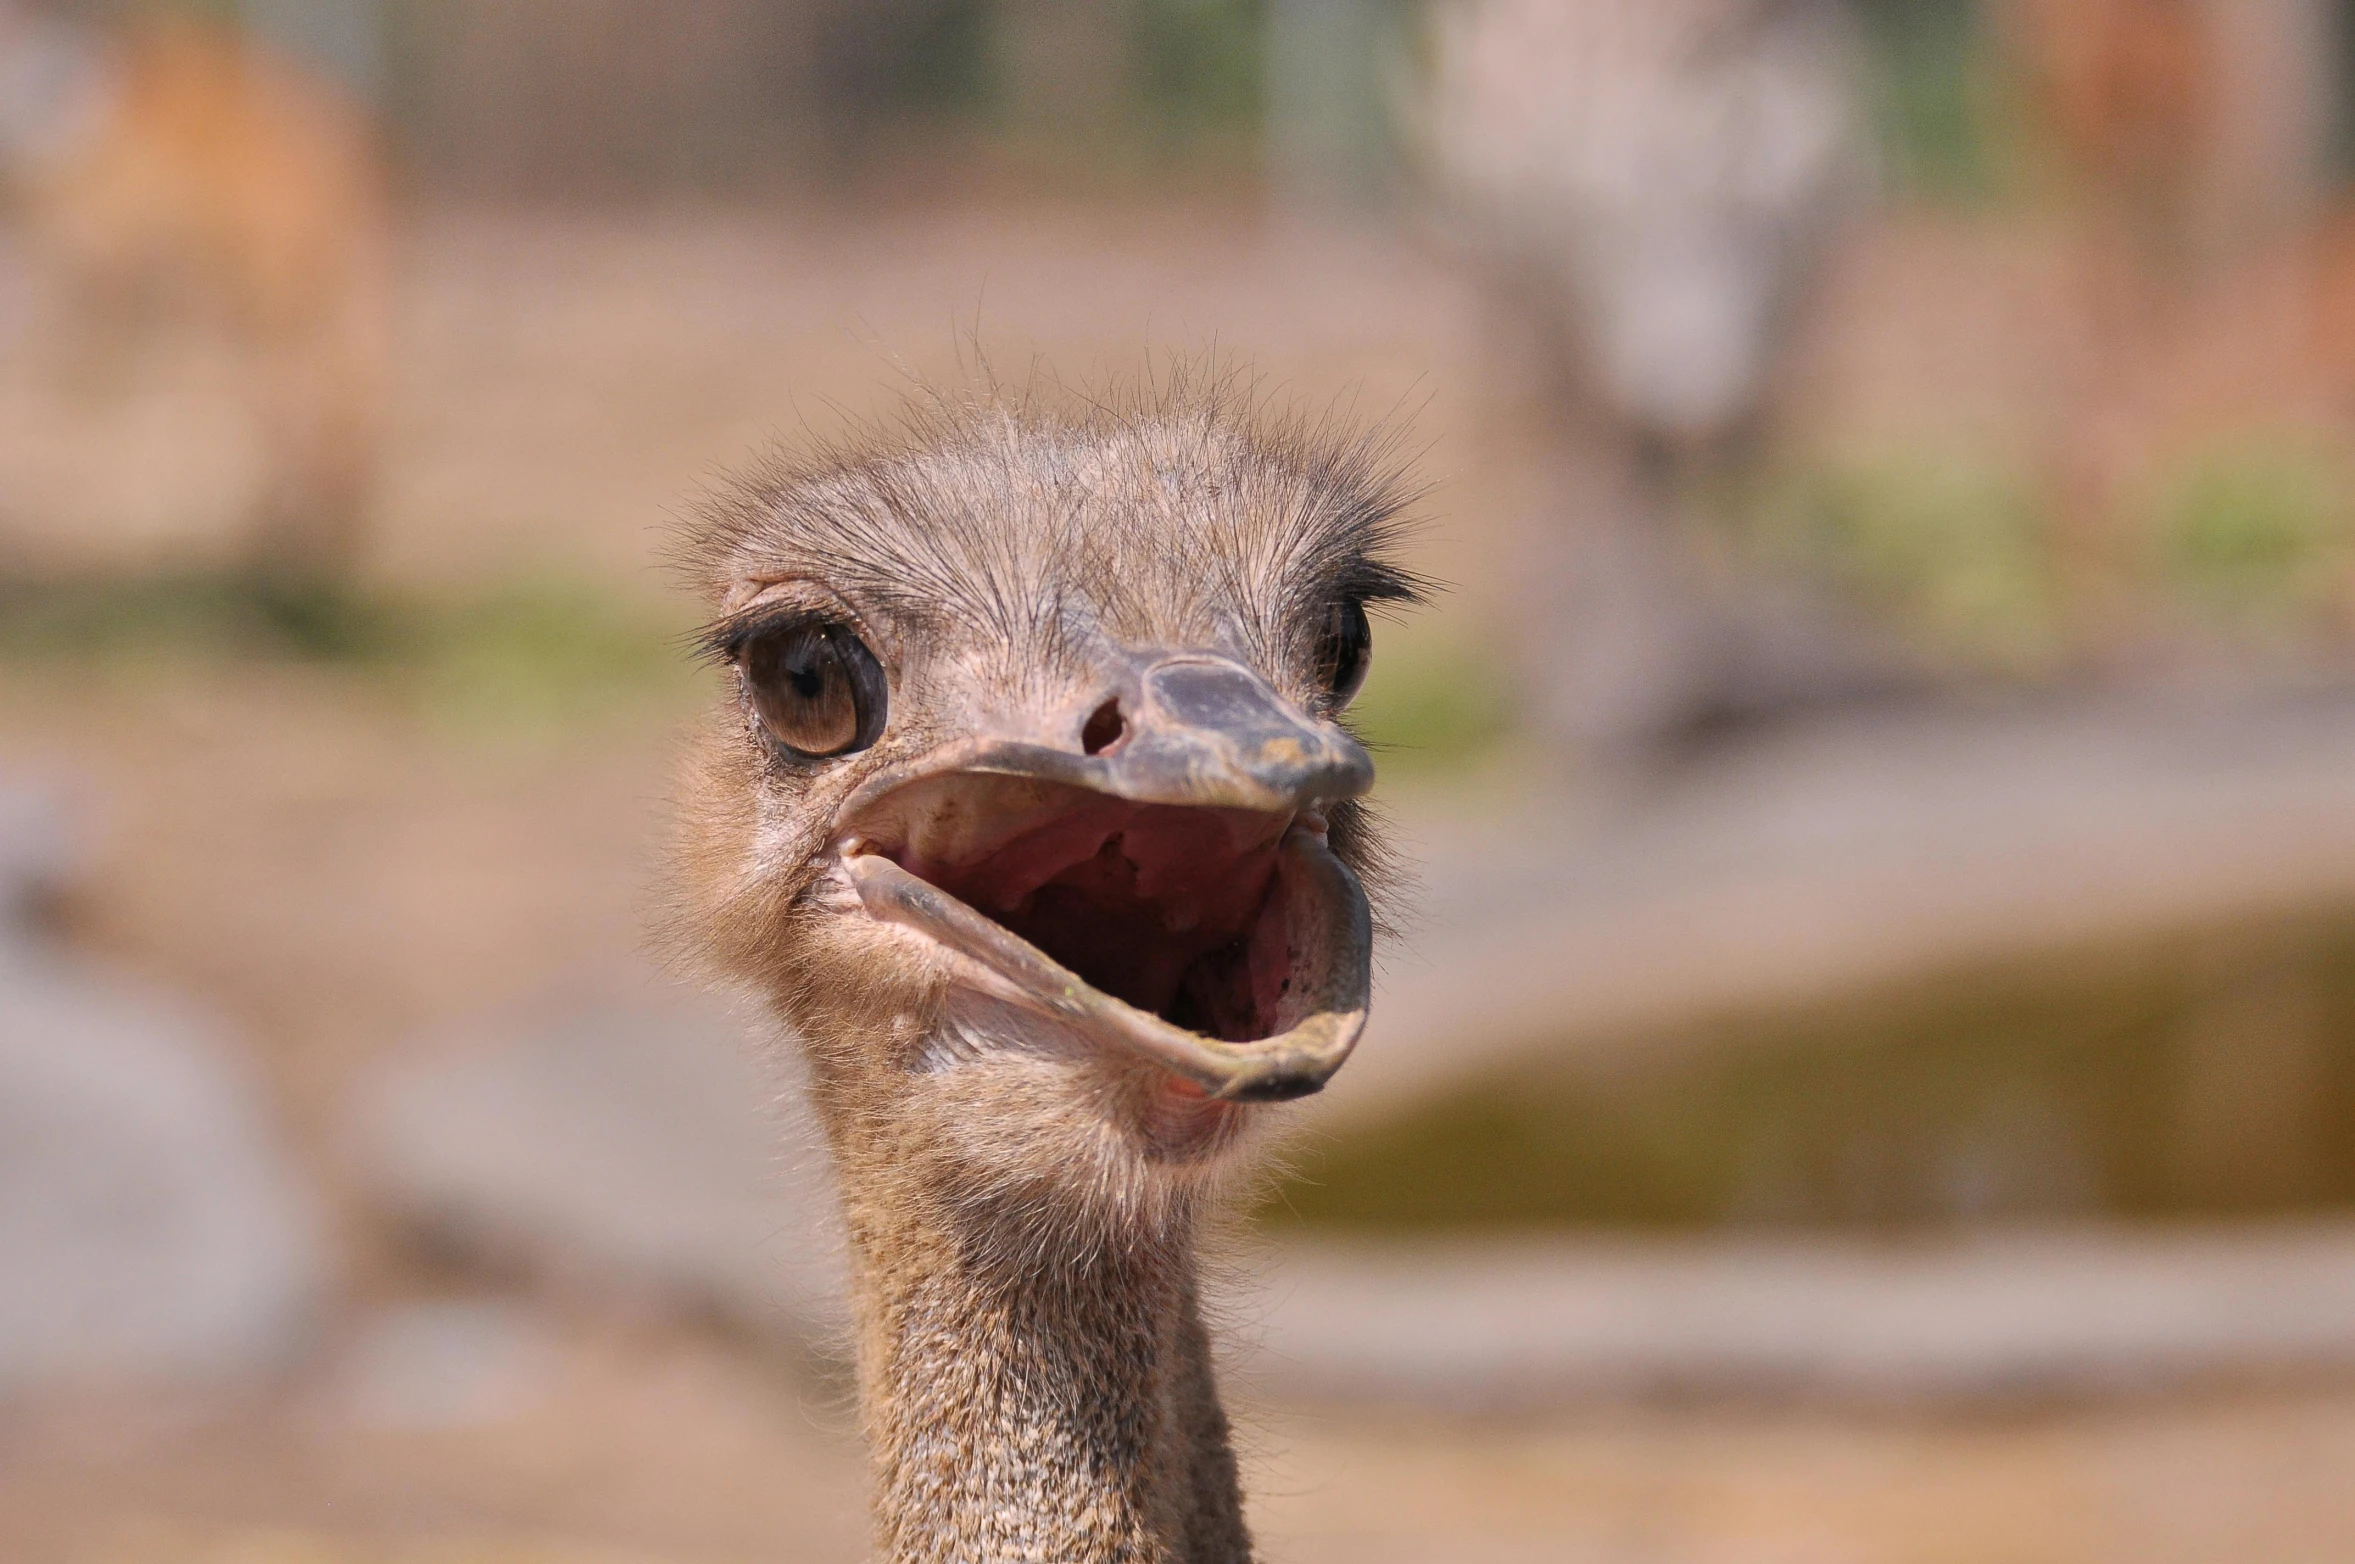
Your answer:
839,772 -> 1372,1101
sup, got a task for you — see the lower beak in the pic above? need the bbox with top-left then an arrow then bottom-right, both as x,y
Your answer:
848,826 -> 1369,1101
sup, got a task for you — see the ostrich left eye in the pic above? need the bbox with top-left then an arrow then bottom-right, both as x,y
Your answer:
742,620 -> 887,757
1313,598 -> 1372,710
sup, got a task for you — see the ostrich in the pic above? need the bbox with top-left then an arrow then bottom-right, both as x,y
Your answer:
1418,0 -> 1881,758
0,0 -> 387,581
666,378 -> 1418,1561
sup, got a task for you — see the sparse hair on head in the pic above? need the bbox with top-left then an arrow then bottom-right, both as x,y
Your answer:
677,356 -> 1428,630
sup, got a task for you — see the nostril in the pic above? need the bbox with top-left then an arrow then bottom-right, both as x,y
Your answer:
1081,699 -> 1126,756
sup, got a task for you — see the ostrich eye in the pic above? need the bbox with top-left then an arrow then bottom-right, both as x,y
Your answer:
741,621 -> 886,758
1313,599 -> 1372,710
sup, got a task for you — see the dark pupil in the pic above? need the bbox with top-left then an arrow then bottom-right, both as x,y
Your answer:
746,623 -> 867,755
1323,600 -> 1369,698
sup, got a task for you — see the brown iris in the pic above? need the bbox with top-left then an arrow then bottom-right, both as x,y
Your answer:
742,621 -> 887,757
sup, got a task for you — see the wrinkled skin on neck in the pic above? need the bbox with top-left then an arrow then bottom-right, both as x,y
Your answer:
776,946 -> 1264,1562
843,1131 -> 1250,1563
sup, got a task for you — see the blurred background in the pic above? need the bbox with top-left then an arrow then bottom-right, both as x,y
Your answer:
9,0 -> 2355,1559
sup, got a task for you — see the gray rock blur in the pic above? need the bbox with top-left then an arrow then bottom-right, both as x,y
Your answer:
0,781 -> 322,1389
353,977 -> 849,1354
1246,1224 -> 2355,1410
331,1297 -> 552,1430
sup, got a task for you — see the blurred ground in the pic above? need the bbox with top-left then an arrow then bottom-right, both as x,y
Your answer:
8,196 -> 2355,1558
7,1312 -> 2355,1563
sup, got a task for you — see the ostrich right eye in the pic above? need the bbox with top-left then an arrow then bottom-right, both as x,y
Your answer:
1313,598 -> 1373,711
742,621 -> 887,758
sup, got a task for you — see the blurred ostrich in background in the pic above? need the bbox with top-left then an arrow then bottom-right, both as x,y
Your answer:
0,0 -> 388,582
2001,0 -> 2334,284
1997,0 -> 2343,615
1421,0 -> 1889,761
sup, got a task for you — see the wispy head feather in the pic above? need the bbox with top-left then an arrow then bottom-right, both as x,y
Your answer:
677,359 -> 1428,690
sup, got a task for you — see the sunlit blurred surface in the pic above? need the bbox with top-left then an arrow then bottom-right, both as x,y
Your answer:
10,0 -> 2355,1559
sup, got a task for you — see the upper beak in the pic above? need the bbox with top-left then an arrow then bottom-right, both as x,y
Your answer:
839,655 -> 1377,1102
911,655 -> 1374,814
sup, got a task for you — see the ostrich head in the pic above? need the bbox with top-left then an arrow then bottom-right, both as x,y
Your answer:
671,378 -> 1420,1239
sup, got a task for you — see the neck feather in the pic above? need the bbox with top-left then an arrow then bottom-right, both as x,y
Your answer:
836,1160 -> 1253,1564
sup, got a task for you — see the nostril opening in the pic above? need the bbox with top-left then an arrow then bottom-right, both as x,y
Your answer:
1081,699 -> 1126,756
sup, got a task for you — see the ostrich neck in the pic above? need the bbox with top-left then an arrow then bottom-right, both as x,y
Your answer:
836,1172 -> 1253,1563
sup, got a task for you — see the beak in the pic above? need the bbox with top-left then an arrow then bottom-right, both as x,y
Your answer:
840,656 -> 1377,1103
849,655 -> 1374,814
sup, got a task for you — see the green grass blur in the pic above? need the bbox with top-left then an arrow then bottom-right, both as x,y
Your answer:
0,571 -> 702,737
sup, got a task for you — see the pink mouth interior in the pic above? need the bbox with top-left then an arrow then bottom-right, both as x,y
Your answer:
883,784 -> 1301,1042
